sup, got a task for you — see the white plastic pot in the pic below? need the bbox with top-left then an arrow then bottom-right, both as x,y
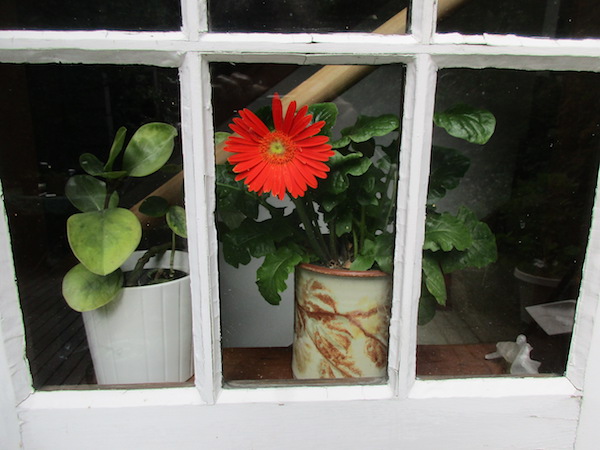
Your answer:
82,250 -> 192,385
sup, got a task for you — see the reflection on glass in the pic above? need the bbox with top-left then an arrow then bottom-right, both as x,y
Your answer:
418,69 -> 600,378
437,0 -> 600,39
1,0 -> 181,31
0,64 -> 187,388
213,63 -> 404,382
208,0 -> 409,33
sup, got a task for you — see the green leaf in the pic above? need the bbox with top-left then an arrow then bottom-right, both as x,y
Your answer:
422,253 -> 447,306
215,131 -> 230,147
340,114 -> 400,143
439,207 -> 497,273
335,209 -> 353,237
79,153 -> 128,179
105,127 -> 127,171
323,151 -> 371,195
330,136 -> 351,149
221,236 -> 251,268
79,153 -> 105,176
224,218 -> 292,259
257,246 -> 306,305
418,288 -> 438,326
166,205 -> 187,238
62,264 -> 123,312
427,146 -> 471,204
423,212 -> 472,252
373,232 -> 394,274
139,196 -> 169,217
65,175 -> 119,212
67,208 -> 142,276
350,233 -> 394,273
308,103 -> 338,136
122,123 -> 178,177
434,104 -> 496,145
216,164 -> 260,229
350,238 -> 376,271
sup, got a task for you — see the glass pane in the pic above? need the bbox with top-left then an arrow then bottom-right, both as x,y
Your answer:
437,0 -> 600,38
208,0 -> 409,33
0,64 -> 190,388
1,0 -> 181,31
418,69 -> 600,378
213,63 -> 404,382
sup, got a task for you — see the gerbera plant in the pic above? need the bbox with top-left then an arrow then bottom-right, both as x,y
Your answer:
216,94 -> 497,323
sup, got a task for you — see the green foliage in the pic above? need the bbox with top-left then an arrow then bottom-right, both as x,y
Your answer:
257,246 -> 308,305
62,264 -> 124,312
434,104 -> 496,145
62,123 -> 183,312
67,208 -> 142,276
122,123 -> 178,177
216,101 -> 497,320
419,104 -> 498,323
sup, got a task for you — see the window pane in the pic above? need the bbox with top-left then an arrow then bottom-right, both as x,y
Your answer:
0,64 -> 190,388
213,63 -> 404,382
418,69 -> 599,378
208,0 -> 409,33
1,0 -> 181,31
437,0 -> 600,38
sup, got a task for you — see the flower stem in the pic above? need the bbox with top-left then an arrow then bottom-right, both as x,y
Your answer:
169,231 -> 176,278
292,196 -> 329,264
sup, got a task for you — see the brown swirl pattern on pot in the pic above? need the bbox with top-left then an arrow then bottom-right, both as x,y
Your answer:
295,278 -> 391,378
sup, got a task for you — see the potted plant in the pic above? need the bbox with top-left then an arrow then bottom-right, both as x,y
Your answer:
61,123 -> 192,385
216,95 -> 496,378
498,171 -> 584,321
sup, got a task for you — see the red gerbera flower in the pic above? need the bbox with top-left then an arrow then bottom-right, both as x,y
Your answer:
224,93 -> 334,200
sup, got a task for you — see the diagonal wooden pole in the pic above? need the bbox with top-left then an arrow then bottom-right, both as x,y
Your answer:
132,0 -> 468,221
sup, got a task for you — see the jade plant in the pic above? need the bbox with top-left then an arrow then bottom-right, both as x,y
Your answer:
216,95 -> 497,323
62,123 -> 186,312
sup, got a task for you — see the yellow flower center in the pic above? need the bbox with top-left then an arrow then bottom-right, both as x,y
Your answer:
261,131 -> 296,163
269,140 -> 286,155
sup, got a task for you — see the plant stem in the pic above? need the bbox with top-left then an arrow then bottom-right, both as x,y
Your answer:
359,205 -> 366,253
125,242 -> 171,286
328,219 -> 339,263
382,166 -> 398,231
170,231 -> 176,278
292,196 -> 329,264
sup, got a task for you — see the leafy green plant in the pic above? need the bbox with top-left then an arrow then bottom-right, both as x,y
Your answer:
217,101 -> 497,322
62,123 -> 186,312
419,106 -> 497,324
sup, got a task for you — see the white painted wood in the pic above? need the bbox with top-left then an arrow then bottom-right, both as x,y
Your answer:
0,183 -> 32,449
410,0 -> 438,43
179,53 -> 222,403
567,169 -> 600,390
18,392 -> 580,449
570,169 -> 600,448
389,54 -> 439,398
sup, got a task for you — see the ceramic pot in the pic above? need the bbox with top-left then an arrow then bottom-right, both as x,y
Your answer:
82,250 -> 193,385
292,263 -> 392,379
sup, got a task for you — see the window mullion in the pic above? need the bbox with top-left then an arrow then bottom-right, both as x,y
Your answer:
389,54 -> 438,397
0,185 -> 33,404
180,52 -> 221,403
181,0 -> 205,38
566,168 -> 600,390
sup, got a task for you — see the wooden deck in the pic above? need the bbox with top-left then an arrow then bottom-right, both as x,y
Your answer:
18,266 -> 95,388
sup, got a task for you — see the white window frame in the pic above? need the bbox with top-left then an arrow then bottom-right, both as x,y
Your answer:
2,0 -> 600,447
